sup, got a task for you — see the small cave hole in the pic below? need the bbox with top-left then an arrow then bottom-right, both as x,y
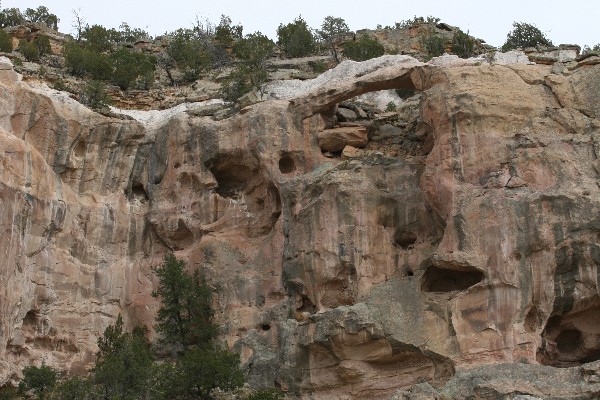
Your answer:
131,182 -> 148,200
555,329 -> 583,354
23,310 -> 37,327
394,230 -> 417,249
209,164 -> 253,198
74,141 -> 86,158
406,268 -> 414,277
260,324 -> 271,332
278,155 -> 296,174
174,162 -> 181,169
422,265 -> 484,293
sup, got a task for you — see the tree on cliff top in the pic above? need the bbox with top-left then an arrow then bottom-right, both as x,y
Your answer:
502,22 -> 553,51
318,16 -> 350,64
277,16 -> 316,58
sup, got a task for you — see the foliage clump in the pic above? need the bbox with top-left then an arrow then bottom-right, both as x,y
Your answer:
420,28 -> 445,59
343,34 -> 384,61
0,29 -> 13,53
222,32 -> 274,101
0,6 -> 59,30
17,39 -> 39,61
18,362 -> 57,399
318,16 -> 350,64
452,29 -> 476,58
277,16 -> 316,58
81,80 -> 111,111
14,255 -> 247,400
393,15 -> 440,29
501,22 -> 553,51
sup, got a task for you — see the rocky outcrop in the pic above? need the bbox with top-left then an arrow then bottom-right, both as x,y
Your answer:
1,52 -> 600,399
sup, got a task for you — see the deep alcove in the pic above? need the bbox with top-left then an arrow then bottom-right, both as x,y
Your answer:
421,265 -> 484,293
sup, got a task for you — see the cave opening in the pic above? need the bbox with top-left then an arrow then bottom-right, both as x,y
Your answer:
278,154 -> 296,174
421,265 -> 484,293
394,229 -> 417,249
539,305 -> 600,367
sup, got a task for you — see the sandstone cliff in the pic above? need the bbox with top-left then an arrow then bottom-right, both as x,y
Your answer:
1,52 -> 600,399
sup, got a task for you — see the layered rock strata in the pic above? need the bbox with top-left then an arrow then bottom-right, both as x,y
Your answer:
1,54 -> 600,399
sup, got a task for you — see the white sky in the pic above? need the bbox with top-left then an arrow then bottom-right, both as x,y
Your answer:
3,0 -> 599,48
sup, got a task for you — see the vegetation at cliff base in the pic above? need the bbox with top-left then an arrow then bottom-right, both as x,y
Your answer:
12,255 -> 252,400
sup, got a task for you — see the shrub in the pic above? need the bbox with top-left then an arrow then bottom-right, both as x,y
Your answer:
63,43 -> 112,80
18,39 -> 39,61
277,16 -> 316,58
81,24 -> 114,53
583,44 -> 600,55
165,29 -> 211,82
114,22 -> 151,43
501,22 -> 552,51
24,6 -> 59,30
215,15 -> 243,48
318,16 -> 350,64
385,101 -> 397,112
342,34 -> 384,61
452,29 -> 475,58
174,346 -> 244,399
0,29 -> 12,52
19,363 -> 57,400
48,377 -> 97,400
247,388 -> 285,400
110,48 -> 156,90
0,8 -> 25,28
81,80 -> 111,111
92,315 -> 154,399
394,15 -> 440,29
224,32 -> 274,100
420,28 -> 445,58
33,35 -> 51,56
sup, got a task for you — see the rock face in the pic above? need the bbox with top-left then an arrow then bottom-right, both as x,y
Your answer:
1,54 -> 600,399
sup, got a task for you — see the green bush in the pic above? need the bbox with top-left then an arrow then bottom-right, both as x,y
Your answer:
24,6 -> 59,30
394,15 -> 440,29
223,32 -> 274,100
110,48 -> 156,90
247,388 -> 285,400
0,8 -> 25,28
63,43 -> 112,80
277,16 -> 316,58
452,29 -> 475,58
501,22 -> 552,51
18,39 -> 39,61
19,363 -> 57,400
33,35 -> 51,56
165,29 -> 211,82
318,16 -> 350,64
0,29 -> 12,52
92,315 -> 154,399
215,15 -> 243,47
173,346 -> 244,399
420,28 -> 445,58
48,377 -> 97,400
343,34 -> 384,61
81,24 -> 114,53
385,101 -> 397,112
81,80 -> 111,111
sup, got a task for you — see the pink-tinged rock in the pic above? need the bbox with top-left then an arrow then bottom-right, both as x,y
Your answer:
317,126 -> 368,152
